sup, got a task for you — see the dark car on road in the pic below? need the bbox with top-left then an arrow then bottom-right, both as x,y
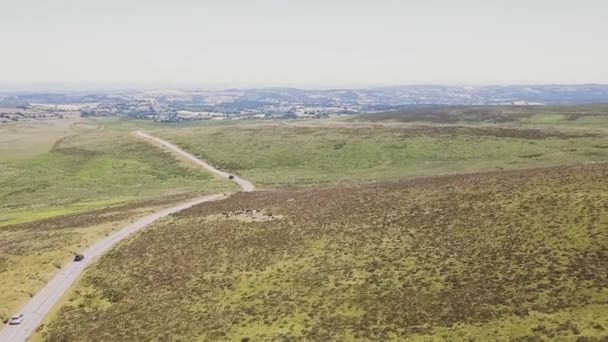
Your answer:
228,175 -> 234,180
74,254 -> 85,262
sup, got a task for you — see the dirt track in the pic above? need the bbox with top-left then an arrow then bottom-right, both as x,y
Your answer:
135,131 -> 256,192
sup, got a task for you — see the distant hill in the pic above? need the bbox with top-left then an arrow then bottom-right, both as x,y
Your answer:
3,85 -> 608,108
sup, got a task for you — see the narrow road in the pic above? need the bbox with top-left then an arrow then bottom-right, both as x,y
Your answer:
0,195 -> 225,342
135,131 -> 255,192
1,132 -> 255,342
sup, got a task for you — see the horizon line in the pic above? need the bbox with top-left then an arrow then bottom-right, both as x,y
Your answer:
1,82 -> 608,93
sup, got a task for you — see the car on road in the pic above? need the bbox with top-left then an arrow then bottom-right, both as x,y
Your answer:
228,175 -> 234,180
74,254 -> 85,262
8,314 -> 23,325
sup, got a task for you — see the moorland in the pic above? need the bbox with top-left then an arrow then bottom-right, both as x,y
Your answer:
40,163 -> 608,341
2,104 -> 607,341
0,118 -> 232,320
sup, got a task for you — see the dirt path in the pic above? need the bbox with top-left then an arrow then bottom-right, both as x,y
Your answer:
134,131 -> 255,192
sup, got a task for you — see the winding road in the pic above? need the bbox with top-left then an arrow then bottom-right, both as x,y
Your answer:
135,131 -> 255,192
0,132 -> 254,342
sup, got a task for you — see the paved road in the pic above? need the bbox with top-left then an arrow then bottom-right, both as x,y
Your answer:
135,131 -> 256,192
1,131 -> 255,342
1,132 -> 257,341
0,194 -> 225,342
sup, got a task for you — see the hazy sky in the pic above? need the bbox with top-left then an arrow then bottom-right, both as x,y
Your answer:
1,0 -> 607,88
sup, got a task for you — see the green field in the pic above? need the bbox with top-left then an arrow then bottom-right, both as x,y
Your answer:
0,123 -> 232,227
0,119 -> 85,162
39,163 -> 608,341
0,119 -> 234,321
152,123 -> 608,187
353,104 -> 608,129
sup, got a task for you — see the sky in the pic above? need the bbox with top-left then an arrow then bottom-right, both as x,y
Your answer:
1,0 -> 607,89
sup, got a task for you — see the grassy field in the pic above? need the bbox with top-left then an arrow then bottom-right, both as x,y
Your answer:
39,163 -> 608,341
353,104 -> 608,128
0,119 -> 96,161
0,121 -> 232,227
0,119 -> 234,321
0,197 -> 197,322
152,123 -> 608,188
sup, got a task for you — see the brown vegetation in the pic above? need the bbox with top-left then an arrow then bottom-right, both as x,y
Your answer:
41,163 -> 608,341
3,194 -> 196,232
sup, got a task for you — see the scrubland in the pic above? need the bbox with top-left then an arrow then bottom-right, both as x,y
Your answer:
5,106 -> 608,341
40,163 -> 608,341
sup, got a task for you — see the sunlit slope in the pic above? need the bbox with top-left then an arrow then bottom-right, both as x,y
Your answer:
41,163 -> 608,341
154,123 -> 608,187
0,126 -> 231,226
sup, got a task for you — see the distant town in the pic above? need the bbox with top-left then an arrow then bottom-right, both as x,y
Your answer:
1,84 -> 608,123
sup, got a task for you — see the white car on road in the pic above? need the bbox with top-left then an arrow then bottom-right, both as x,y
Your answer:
8,314 -> 24,325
